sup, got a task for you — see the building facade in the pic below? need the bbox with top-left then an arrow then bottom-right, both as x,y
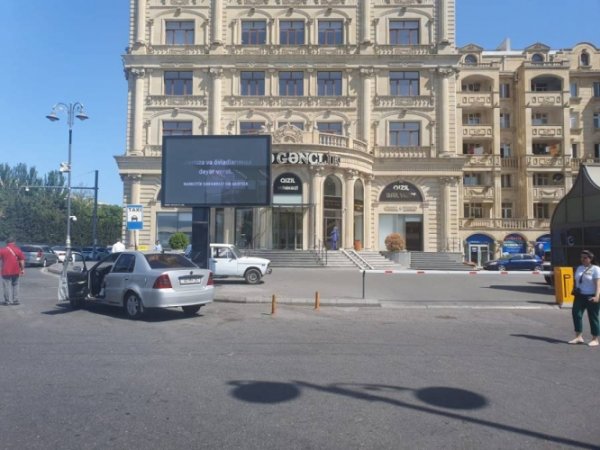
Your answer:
118,0 -> 600,264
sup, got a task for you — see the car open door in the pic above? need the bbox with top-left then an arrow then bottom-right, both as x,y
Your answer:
66,253 -> 89,301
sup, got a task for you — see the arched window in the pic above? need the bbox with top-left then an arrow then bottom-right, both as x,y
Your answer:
580,51 -> 590,66
464,54 -> 478,65
531,53 -> 544,64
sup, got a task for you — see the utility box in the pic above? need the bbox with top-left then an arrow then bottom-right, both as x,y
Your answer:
554,267 -> 574,307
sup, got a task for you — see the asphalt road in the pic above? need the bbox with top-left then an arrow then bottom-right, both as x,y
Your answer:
1,268 -> 598,449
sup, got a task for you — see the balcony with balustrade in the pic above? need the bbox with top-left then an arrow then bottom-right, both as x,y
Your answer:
373,146 -> 432,159
225,96 -> 357,109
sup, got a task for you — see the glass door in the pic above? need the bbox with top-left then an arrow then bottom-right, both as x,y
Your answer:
273,208 -> 303,250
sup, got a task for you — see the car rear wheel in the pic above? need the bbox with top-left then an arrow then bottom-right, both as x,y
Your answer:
42,259 -> 48,267
245,268 -> 262,284
124,292 -> 144,320
182,305 -> 202,316
498,265 -> 506,271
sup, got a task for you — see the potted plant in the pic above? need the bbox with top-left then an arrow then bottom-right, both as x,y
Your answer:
384,233 -> 409,265
168,232 -> 189,251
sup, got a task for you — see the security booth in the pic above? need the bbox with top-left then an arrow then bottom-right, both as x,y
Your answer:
550,164 -> 600,304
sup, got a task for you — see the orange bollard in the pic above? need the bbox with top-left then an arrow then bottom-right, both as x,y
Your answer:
271,294 -> 277,315
315,291 -> 320,310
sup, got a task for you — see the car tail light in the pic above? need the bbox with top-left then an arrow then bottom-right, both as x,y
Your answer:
37,251 -> 43,257
207,272 -> 214,286
152,274 -> 172,289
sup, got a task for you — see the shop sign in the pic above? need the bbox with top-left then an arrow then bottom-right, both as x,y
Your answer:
324,196 -> 342,210
272,152 -> 341,166
379,181 -> 423,202
273,173 -> 303,195
502,233 -> 527,254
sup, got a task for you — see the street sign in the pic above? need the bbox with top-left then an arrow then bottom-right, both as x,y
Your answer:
126,204 -> 143,230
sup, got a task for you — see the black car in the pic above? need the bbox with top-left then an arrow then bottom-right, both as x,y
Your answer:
483,253 -> 543,271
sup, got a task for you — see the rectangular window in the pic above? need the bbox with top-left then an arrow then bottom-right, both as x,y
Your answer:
500,113 -> 510,129
164,71 -> 193,95
464,203 -> 483,218
242,20 -> 267,44
499,83 -> 510,98
163,121 -> 192,136
389,122 -> 420,147
240,71 -> 265,96
532,143 -> 561,155
500,143 -> 512,158
463,143 -> 486,155
464,113 -> 482,125
572,143 -> 578,159
318,20 -> 343,45
280,20 -> 304,45
463,173 -> 482,186
240,122 -> 265,134
593,82 -> 600,97
533,173 -> 551,186
157,212 -> 192,246
389,20 -> 419,45
317,122 -> 343,135
594,113 -> 600,129
166,21 -> 195,45
570,82 -> 578,98
317,71 -> 342,96
501,174 -> 512,188
595,143 -> 600,159
389,71 -> 420,96
501,203 -> 513,219
532,82 -> 548,92
462,82 -> 481,92
532,113 -> 548,125
534,203 -> 550,219
278,122 -> 304,130
279,71 -> 304,96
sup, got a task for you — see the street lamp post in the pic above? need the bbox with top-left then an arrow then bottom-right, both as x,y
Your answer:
46,102 -> 89,266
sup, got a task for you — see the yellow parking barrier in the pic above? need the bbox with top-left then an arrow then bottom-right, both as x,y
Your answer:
554,267 -> 574,307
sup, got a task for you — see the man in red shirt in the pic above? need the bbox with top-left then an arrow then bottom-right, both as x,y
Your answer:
1,237 -> 25,305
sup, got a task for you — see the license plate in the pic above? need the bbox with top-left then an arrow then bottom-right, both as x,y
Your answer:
179,276 -> 201,285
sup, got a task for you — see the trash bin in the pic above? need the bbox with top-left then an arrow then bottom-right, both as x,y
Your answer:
354,240 -> 362,251
554,267 -> 574,307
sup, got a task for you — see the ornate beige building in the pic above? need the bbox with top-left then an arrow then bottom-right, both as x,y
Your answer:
118,0 -> 600,265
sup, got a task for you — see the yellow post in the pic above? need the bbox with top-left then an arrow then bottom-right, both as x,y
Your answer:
315,291 -> 320,310
271,294 -> 277,315
554,267 -> 574,307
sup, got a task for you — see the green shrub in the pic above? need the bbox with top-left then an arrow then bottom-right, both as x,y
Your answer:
169,232 -> 189,250
385,233 -> 406,252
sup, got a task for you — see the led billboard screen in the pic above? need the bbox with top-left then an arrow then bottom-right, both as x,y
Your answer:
161,135 -> 271,207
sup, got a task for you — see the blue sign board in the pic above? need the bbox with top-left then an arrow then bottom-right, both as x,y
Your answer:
126,204 -> 143,230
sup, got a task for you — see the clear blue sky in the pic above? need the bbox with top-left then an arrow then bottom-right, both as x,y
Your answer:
1,0 -> 598,205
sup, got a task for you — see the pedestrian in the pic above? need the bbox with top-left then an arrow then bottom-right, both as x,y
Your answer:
112,240 -> 126,253
0,237 -> 26,305
153,240 -> 163,252
568,249 -> 600,347
329,226 -> 339,250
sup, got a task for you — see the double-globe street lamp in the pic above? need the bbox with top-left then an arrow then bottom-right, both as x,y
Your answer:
46,102 -> 89,267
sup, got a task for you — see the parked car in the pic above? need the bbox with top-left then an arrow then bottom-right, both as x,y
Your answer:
20,244 -> 59,267
185,243 -> 271,284
66,251 -> 214,319
483,253 -> 543,271
81,246 -> 109,261
52,245 -> 67,262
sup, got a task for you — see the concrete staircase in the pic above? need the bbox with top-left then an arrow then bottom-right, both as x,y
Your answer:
409,252 -> 472,271
356,251 -> 399,269
243,249 -> 322,268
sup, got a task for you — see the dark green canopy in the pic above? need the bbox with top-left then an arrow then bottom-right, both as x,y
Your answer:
551,165 -> 600,267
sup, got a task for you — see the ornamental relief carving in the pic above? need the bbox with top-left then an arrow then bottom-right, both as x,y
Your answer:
272,124 -> 305,144
160,0 -> 199,5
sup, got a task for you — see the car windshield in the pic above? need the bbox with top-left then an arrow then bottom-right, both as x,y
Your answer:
144,253 -> 197,269
20,246 -> 39,252
230,246 -> 243,258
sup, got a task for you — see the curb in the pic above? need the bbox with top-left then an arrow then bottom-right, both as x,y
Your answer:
214,296 -> 381,307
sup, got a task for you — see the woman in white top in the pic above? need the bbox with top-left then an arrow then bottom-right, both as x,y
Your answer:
568,250 -> 600,346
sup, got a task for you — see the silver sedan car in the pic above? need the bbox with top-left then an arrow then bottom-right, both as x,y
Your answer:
66,251 -> 214,319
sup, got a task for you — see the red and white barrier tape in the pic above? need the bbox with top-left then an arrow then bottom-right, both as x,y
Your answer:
363,269 -> 552,276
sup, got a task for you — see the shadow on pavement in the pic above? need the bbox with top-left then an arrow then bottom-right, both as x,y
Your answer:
486,284 -> 551,295
510,334 -> 566,344
42,302 -> 205,322
228,380 -> 597,449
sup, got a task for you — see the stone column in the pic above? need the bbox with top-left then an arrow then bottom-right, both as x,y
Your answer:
438,0 -> 449,44
360,68 -> 374,143
135,0 -> 146,45
364,175 -> 374,250
440,177 -> 457,251
310,167 -> 325,248
438,68 -> 453,155
360,0 -> 371,44
211,0 -> 223,44
209,68 -> 223,134
344,171 -> 357,249
130,68 -> 145,155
